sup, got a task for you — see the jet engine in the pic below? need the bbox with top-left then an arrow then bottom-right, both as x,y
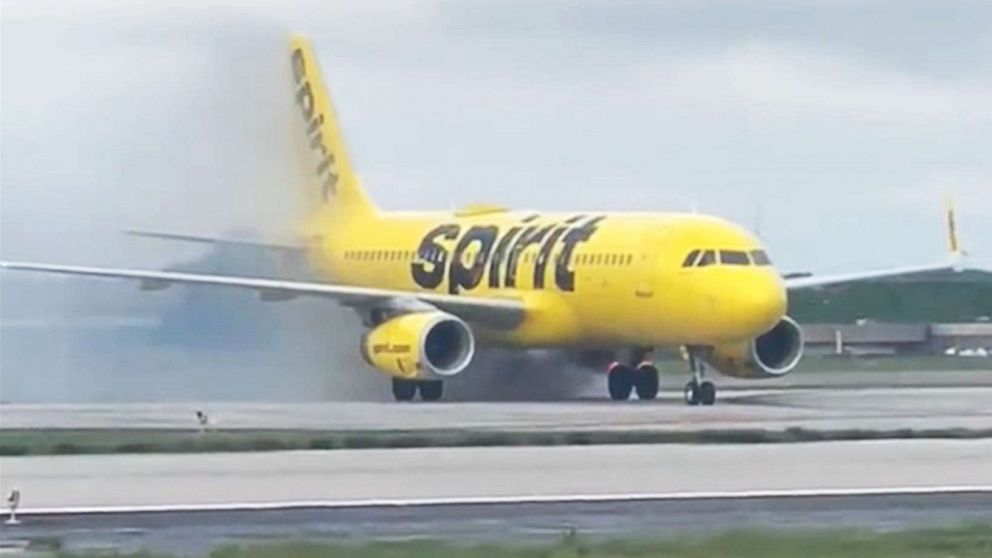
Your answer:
704,316 -> 804,379
360,311 -> 475,380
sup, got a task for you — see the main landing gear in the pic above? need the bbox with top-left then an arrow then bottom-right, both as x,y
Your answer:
392,378 -> 444,402
607,349 -> 659,401
683,351 -> 716,406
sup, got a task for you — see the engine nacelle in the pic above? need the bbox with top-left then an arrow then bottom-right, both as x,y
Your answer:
360,312 -> 475,380
704,316 -> 805,379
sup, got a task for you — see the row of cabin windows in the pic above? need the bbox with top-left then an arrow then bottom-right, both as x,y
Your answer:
344,250 -> 416,262
343,249 -> 634,267
681,249 -> 772,268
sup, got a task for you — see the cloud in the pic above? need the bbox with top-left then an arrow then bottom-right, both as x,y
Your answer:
642,42 -> 992,125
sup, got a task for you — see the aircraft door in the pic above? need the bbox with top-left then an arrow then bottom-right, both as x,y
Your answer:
635,228 -> 665,298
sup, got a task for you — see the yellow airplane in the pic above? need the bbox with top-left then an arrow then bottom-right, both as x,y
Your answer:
1,36 -> 965,404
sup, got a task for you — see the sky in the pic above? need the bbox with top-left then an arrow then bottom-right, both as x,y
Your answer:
2,0 -> 990,271
0,0 -> 990,401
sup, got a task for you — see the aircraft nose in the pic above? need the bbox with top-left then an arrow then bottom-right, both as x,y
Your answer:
736,275 -> 787,335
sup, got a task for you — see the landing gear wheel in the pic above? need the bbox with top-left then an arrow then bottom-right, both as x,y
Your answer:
608,365 -> 634,401
634,365 -> 659,400
683,380 -> 700,406
699,381 -> 716,406
392,378 -> 417,402
683,380 -> 716,406
418,380 -> 444,402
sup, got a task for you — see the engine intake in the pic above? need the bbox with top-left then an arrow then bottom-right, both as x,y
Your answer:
361,311 -> 475,380
704,316 -> 804,379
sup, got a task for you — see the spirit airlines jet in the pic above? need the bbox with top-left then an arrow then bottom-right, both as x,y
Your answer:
1,36 -> 965,404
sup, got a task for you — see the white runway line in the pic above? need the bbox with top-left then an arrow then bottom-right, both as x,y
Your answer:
15,485 -> 992,516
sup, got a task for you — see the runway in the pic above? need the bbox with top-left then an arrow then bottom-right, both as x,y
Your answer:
3,492 -> 991,555
1,440 -> 991,553
3,384 -> 991,433
2,377 -> 991,553
3,439 -> 990,509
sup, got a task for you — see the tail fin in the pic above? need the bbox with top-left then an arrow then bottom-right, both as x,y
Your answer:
946,194 -> 959,254
290,34 -> 376,215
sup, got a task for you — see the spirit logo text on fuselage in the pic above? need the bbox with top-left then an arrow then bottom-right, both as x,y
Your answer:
412,215 -> 605,294
291,48 -> 338,202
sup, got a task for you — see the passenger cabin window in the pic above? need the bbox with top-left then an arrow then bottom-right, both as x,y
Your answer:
720,250 -> 750,265
751,250 -> 771,265
697,250 -> 716,267
682,250 -> 700,268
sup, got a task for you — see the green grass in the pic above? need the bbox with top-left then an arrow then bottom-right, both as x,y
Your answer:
48,523 -> 992,558
2,425 -> 990,456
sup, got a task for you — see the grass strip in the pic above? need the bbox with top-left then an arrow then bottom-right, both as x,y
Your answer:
37,522 -> 992,558
2,426 -> 990,456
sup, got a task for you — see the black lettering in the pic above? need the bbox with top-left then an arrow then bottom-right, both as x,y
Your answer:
411,224 -> 460,289
488,226 -> 521,288
291,48 -> 306,82
449,226 -> 498,294
292,49 -> 337,202
505,224 -> 553,288
555,216 -> 605,292
533,226 -> 567,289
296,82 -> 315,121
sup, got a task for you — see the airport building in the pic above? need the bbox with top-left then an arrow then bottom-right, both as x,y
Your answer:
803,322 -> 992,356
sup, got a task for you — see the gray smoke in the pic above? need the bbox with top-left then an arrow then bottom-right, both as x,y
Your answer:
0,9 -> 377,402
449,349 -> 600,401
0,4 -> 602,403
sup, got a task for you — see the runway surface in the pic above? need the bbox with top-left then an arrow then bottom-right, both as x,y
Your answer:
3,385 -> 991,433
3,439 -> 990,510
2,440 -> 991,554
3,492 -> 991,555
2,374 -> 991,553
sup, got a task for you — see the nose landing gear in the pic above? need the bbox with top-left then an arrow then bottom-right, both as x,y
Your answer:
683,351 -> 716,406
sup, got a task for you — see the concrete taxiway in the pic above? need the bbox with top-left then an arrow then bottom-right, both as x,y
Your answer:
3,385 -> 991,433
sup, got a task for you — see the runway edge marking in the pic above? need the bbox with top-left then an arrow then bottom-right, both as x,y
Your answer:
13,486 -> 992,516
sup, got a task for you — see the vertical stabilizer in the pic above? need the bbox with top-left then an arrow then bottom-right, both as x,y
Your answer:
290,34 -> 376,216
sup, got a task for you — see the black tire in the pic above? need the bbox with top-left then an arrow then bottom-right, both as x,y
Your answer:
634,364 -> 659,400
699,381 -> 716,406
418,380 -> 444,402
608,365 -> 634,401
392,378 -> 417,401
683,380 -> 700,406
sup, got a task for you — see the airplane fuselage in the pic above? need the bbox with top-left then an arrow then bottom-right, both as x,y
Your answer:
314,207 -> 787,349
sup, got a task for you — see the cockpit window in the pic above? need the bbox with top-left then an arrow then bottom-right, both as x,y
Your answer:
682,250 -> 700,268
720,250 -> 750,265
751,250 -> 771,265
697,250 -> 716,267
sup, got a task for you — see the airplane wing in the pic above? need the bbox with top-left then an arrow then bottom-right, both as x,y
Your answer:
784,260 -> 958,290
123,230 -> 306,253
785,199 -> 965,290
0,262 -> 525,330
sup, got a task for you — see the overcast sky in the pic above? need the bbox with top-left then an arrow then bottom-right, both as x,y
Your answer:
2,0 -> 990,272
